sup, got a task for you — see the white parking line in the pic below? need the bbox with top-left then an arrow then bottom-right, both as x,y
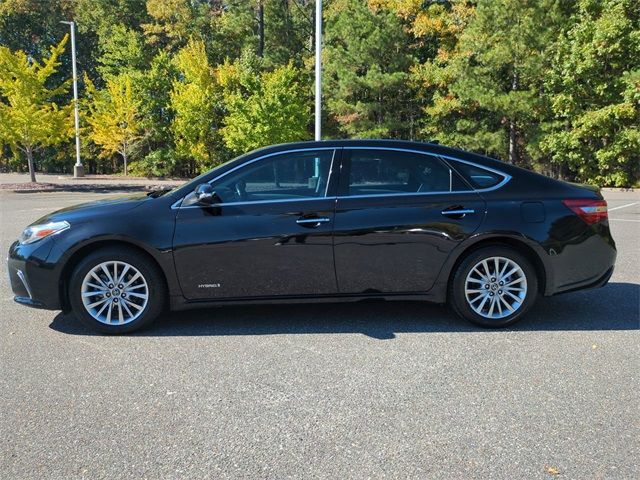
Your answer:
608,202 -> 639,211
609,218 -> 640,222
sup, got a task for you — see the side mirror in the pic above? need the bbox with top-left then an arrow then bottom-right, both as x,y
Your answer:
194,183 -> 217,205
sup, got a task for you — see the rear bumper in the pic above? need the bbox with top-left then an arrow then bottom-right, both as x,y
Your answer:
7,240 -> 62,310
551,265 -> 614,296
543,218 -> 617,296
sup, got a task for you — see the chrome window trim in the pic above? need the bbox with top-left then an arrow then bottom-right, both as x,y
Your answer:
176,196 -> 338,209
336,191 -> 458,201
171,145 -> 512,208
172,147 -> 338,209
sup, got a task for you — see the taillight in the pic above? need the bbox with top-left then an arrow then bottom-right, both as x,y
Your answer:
562,199 -> 608,225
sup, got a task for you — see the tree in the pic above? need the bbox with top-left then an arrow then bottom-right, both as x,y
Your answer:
219,54 -> 310,153
414,0 -> 568,165
142,0 -> 215,52
85,74 -> 144,175
262,0 -> 317,68
323,0 -> 418,138
541,0 -> 640,186
207,1 -> 314,67
133,51 -> 178,145
208,0 -> 258,64
170,38 -> 222,173
0,35 -> 72,182
97,24 -> 148,79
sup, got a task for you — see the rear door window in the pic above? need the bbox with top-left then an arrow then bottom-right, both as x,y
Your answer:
344,149 -> 467,196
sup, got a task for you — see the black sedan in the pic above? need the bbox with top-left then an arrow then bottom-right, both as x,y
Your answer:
8,140 -> 616,333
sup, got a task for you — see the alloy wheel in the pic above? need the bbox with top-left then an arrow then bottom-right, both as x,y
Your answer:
464,256 -> 528,320
80,261 -> 149,325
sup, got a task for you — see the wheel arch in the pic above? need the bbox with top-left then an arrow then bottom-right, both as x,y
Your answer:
58,238 -> 171,312
444,235 -> 549,298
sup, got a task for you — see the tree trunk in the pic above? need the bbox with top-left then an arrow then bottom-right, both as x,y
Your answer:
257,1 -> 265,58
123,152 -> 128,176
508,119 -> 517,165
508,70 -> 519,165
26,147 -> 36,183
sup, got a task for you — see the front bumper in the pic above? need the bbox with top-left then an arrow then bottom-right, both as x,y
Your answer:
7,239 -> 61,310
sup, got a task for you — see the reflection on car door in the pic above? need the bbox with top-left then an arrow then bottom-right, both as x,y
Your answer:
333,148 -> 486,294
173,148 -> 339,300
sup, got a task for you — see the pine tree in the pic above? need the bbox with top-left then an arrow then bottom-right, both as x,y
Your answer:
416,0 -> 567,165
323,0 -> 418,138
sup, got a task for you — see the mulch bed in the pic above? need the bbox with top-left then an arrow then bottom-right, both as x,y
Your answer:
0,182 -> 180,193
0,182 -> 58,191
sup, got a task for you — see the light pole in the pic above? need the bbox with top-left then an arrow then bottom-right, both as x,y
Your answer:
60,20 -> 84,177
314,0 -> 322,141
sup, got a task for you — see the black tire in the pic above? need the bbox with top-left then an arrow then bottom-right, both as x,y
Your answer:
68,246 -> 166,334
448,246 -> 538,328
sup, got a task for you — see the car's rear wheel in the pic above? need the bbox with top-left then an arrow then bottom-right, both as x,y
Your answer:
68,247 -> 166,333
449,246 -> 538,328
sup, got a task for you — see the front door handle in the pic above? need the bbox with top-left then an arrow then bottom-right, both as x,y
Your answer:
296,216 -> 331,227
441,208 -> 475,218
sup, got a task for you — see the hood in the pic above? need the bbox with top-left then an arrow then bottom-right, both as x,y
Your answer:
32,193 -> 151,226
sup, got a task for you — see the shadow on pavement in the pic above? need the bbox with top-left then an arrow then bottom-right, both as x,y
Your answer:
49,282 -> 639,339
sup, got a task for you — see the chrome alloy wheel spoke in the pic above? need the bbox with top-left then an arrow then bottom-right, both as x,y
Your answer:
464,256 -> 527,320
81,261 -> 149,325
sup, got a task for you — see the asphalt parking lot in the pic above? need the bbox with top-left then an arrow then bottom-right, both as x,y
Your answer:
1,188 -> 638,479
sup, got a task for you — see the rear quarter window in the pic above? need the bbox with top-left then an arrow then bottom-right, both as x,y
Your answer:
449,161 -> 506,190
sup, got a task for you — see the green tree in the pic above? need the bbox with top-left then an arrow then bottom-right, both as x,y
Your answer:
323,0 -> 418,138
541,0 -> 640,186
262,0 -> 315,67
208,1 -> 256,64
73,0 -> 149,35
0,36 -> 71,182
207,1 -> 314,67
170,38 -> 222,173
73,0 -> 149,76
97,24 -> 148,79
130,51 -> 179,174
85,74 -> 144,175
142,0 -> 215,52
414,1 -> 570,165
219,54 -> 310,153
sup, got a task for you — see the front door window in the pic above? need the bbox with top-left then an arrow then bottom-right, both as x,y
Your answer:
213,149 -> 335,204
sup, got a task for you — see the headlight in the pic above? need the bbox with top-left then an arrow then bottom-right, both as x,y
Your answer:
19,221 -> 70,245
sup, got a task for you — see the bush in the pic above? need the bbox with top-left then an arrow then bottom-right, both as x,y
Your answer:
128,148 -> 180,177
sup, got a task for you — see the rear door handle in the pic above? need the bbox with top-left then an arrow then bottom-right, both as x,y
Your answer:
441,208 -> 475,217
296,216 -> 331,227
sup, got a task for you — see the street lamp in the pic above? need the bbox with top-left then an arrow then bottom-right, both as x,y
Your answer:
60,20 -> 84,177
315,0 -> 322,141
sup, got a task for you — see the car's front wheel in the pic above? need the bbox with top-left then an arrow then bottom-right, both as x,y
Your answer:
449,246 -> 538,328
68,247 -> 166,333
